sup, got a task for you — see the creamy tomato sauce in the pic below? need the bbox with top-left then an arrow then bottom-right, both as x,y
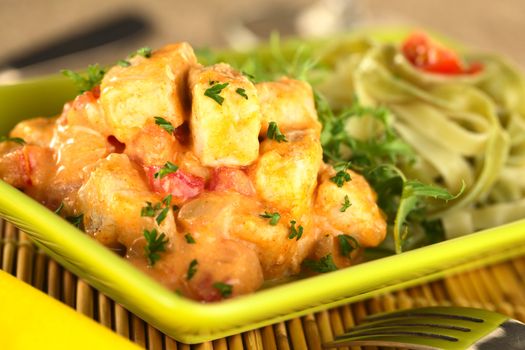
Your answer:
0,43 -> 386,301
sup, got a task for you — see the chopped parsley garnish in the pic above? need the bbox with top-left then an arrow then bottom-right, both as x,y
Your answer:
130,47 -> 152,58
288,220 -> 303,240
259,211 -> 281,225
204,82 -> 229,105
186,259 -> 198,280
184,233 -> 196,244
172,205 -> 180,211
154,161 -> 179,179
241,71 -> 256,82
267,122 -> 287,142
338,234 -> 359,257
54,203 -> 83,229
155,207 -> 170,225
117,59 -> 131,67
141,201 -> 161,217
330,162 -> 352,187
302,254 -> 338,273
66,213 -> 84,229
154,116 -> 175,135
155,195 -> 172,225
235,87 -> 248,99
213,282 -> 233,298
61,64 -> 106,94
54,202 -> 64,215
339,195 -> 351,212
144,229 -> 168,266
162,194 -> 172,206
0,136 -> 25,145
141,195 -> 172,225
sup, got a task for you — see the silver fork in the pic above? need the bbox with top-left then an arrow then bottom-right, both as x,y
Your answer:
323,306 -> 525,349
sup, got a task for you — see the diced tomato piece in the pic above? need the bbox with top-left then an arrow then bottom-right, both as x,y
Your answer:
73,89 -> 99,111
90,85 -> 101,99
145,165 -> 205,202
208,167 -> 255,196
402,32 -> 482,75
0,145 -> 50,188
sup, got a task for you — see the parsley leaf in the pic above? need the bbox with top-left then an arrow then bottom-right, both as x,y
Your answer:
330,162 -> 352,187
142,195 -> 172,225
162,194 -> 172,206
259,211 -> 281,225
338,234 -> 359,257
213,282 -> 233,298
339,195 -> 351,212
117,59 -> 131,67
316,92 -> 414,168
54,202 -> 64,215
66,213 -> 84,229
141,201 -> 161,217
155,195 -> 172,225
61,64 -> 106,94
155,207 -> 170,225
0,136 -> 25,145
204,82 -> 229,105
154,116 -> 175,135
235,87 -> 248,99
184,233 -> 196,244
302,254 -> 338,273
130,47 -> 152,58
288,220 -> 303,240
144,229 -> 168,266
267,121 -> 287,142
393,180 -> 465,253
154,161 -> 179,179
186,259 -> 198,280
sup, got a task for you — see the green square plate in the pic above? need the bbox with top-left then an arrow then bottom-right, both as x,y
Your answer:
1,28 -> 525,344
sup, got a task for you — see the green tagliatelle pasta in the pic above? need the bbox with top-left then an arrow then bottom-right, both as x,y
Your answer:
316,38 -> 525,238
199,29 -> 525,249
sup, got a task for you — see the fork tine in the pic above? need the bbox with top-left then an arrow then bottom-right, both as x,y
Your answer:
324,333 -> 453,350
337,315 -> 475,335
335,321 -> 471,337
325,307 -> 510,350
363,306 -> 492,322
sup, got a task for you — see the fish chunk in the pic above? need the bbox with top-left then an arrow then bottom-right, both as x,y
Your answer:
314,165 -> 387,248
10,117 -> 56,147
189,63 -> 261,166
77,154 -> 177,248
256,77 -> 321,135
60,89 -> 109,135
128,237 -> 264,301
50,125 -> 110,199
177,192 -> 316,280
251,130 -> 323,219
100,43 -> 197,143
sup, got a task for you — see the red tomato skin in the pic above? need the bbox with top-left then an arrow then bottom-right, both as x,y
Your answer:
402,32 -> 482,75
145,166 -> 205,202
207,167 -> 255,196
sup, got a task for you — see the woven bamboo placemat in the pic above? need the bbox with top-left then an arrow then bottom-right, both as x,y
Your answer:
2,218 -> 525,350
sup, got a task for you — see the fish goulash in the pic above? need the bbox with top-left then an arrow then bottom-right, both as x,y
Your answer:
0,43 -> 386,301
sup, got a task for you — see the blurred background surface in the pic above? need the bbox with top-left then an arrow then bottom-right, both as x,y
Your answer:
0,0 -> 524,80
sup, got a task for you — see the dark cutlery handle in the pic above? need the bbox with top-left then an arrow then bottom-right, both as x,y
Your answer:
2,13 -> 150,69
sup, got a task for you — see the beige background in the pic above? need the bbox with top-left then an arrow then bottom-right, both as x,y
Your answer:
0,0 -> 524,78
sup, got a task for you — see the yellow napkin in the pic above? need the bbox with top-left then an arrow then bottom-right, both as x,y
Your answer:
0,269 -> 142,350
